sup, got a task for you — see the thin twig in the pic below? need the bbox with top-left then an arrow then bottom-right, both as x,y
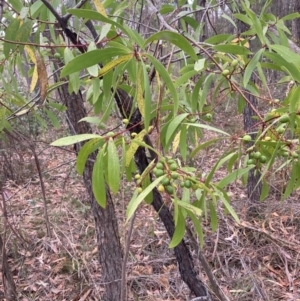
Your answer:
120,212 -> 136,301
31,145 -> 52,238
144,0 -> 176,32
1,192 -> 18,301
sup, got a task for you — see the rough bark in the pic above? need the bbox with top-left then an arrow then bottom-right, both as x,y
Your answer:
56,81 -> 123,301
115,90 -> 211,299
46,3 -> 212,297
238,14 -> 262,206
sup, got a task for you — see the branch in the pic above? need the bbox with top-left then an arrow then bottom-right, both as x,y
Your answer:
62,0 -> 89,23
40,0 -> 65,27
144,0 -> 176,32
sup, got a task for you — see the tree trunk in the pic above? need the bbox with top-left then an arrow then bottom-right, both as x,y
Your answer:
115,90 -> 212,299
238,13 -> 262,207
243,82 -> 262,204
56,83 -> 123,301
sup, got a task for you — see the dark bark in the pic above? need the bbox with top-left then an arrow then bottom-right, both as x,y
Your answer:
55,76 -> 123,301
47,4 -> 211,298
243,77 -> 262,206
293,0 -> 300,44
237,15 -> 262,205
195,0 -> 208,41
115,90 -> 211,299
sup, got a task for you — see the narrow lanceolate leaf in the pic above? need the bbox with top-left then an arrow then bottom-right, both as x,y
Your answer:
243,48 -> 264,87
172,130 -> 181,154
126,176 -> 164,223
125,129 -> 149,166
67,9 -> 142,45
144,31 -> 198,61
177,200 -> 202,217
77,138 -> 103,175
184,123 -> 230,136
213,186 -> 240,223
98,54 -> 132,78
61,48 -> 131,76
107,138 -> 120,194
169,210 -> 186,248
92,0 -> 107,16
213,44 -> 251,55
188,211 -> 204,248
45,108 -> 60,129
142,63 -> 151,131
35,51 -> 48,102
92,148 -> 106,208
30,65 -> 38,93
4,18 -> 21,58
145,55 -> 178,116
270,44 -> 300,66
25,45 -> 36,63
51,134 -> 102,146
209,202 -> 218,232
166,113 -> 189,146
136,67 -> 145,118
217,166 -> 254,188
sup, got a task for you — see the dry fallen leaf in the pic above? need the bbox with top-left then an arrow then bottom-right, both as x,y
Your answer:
35,50 -> 48,103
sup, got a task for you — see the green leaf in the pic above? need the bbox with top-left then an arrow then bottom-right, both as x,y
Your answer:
281,12 -> 300,21
76,138 -> 103,174
9,0 -> 22,12
145,55 -> 178,116
107,138 -> 120,194
16,20 -> 33,53
281,162 -> 297,200
126,176 -> 164,222
125,129 -> 149,166
205,34 -> 233,45
209,202 -> 218,232
51,134 -> 102,146
4,19 -> 21,58
217,166 -> 254,188
64,48 -> 80,94
188,211 -> 204,248
68,9 -> 143,46
142,63 -> 151,131
177,200 -> 202,217
169,210 -> 186,248
269,45 -> 300,66
243,48 -> 264,87
206,152 -> 237,185
200,73 -> 215,112
160,4 -> 175,14
194,58 -> 206,72
260,179 -> 269,201
184,123 -> 230,136
92,147 -> 107,208
166,113 -> 189,145
190,138 -> 220,158
44,108 -> 60,129
264,52 -> 300,82
30,0 -> 44,18
61,48 -> 131,76
144,31 -> 198,61
213,186 -> 239,223
213,44 -> 251,55
233,13 -> 252,25
221,14 -> 237,28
